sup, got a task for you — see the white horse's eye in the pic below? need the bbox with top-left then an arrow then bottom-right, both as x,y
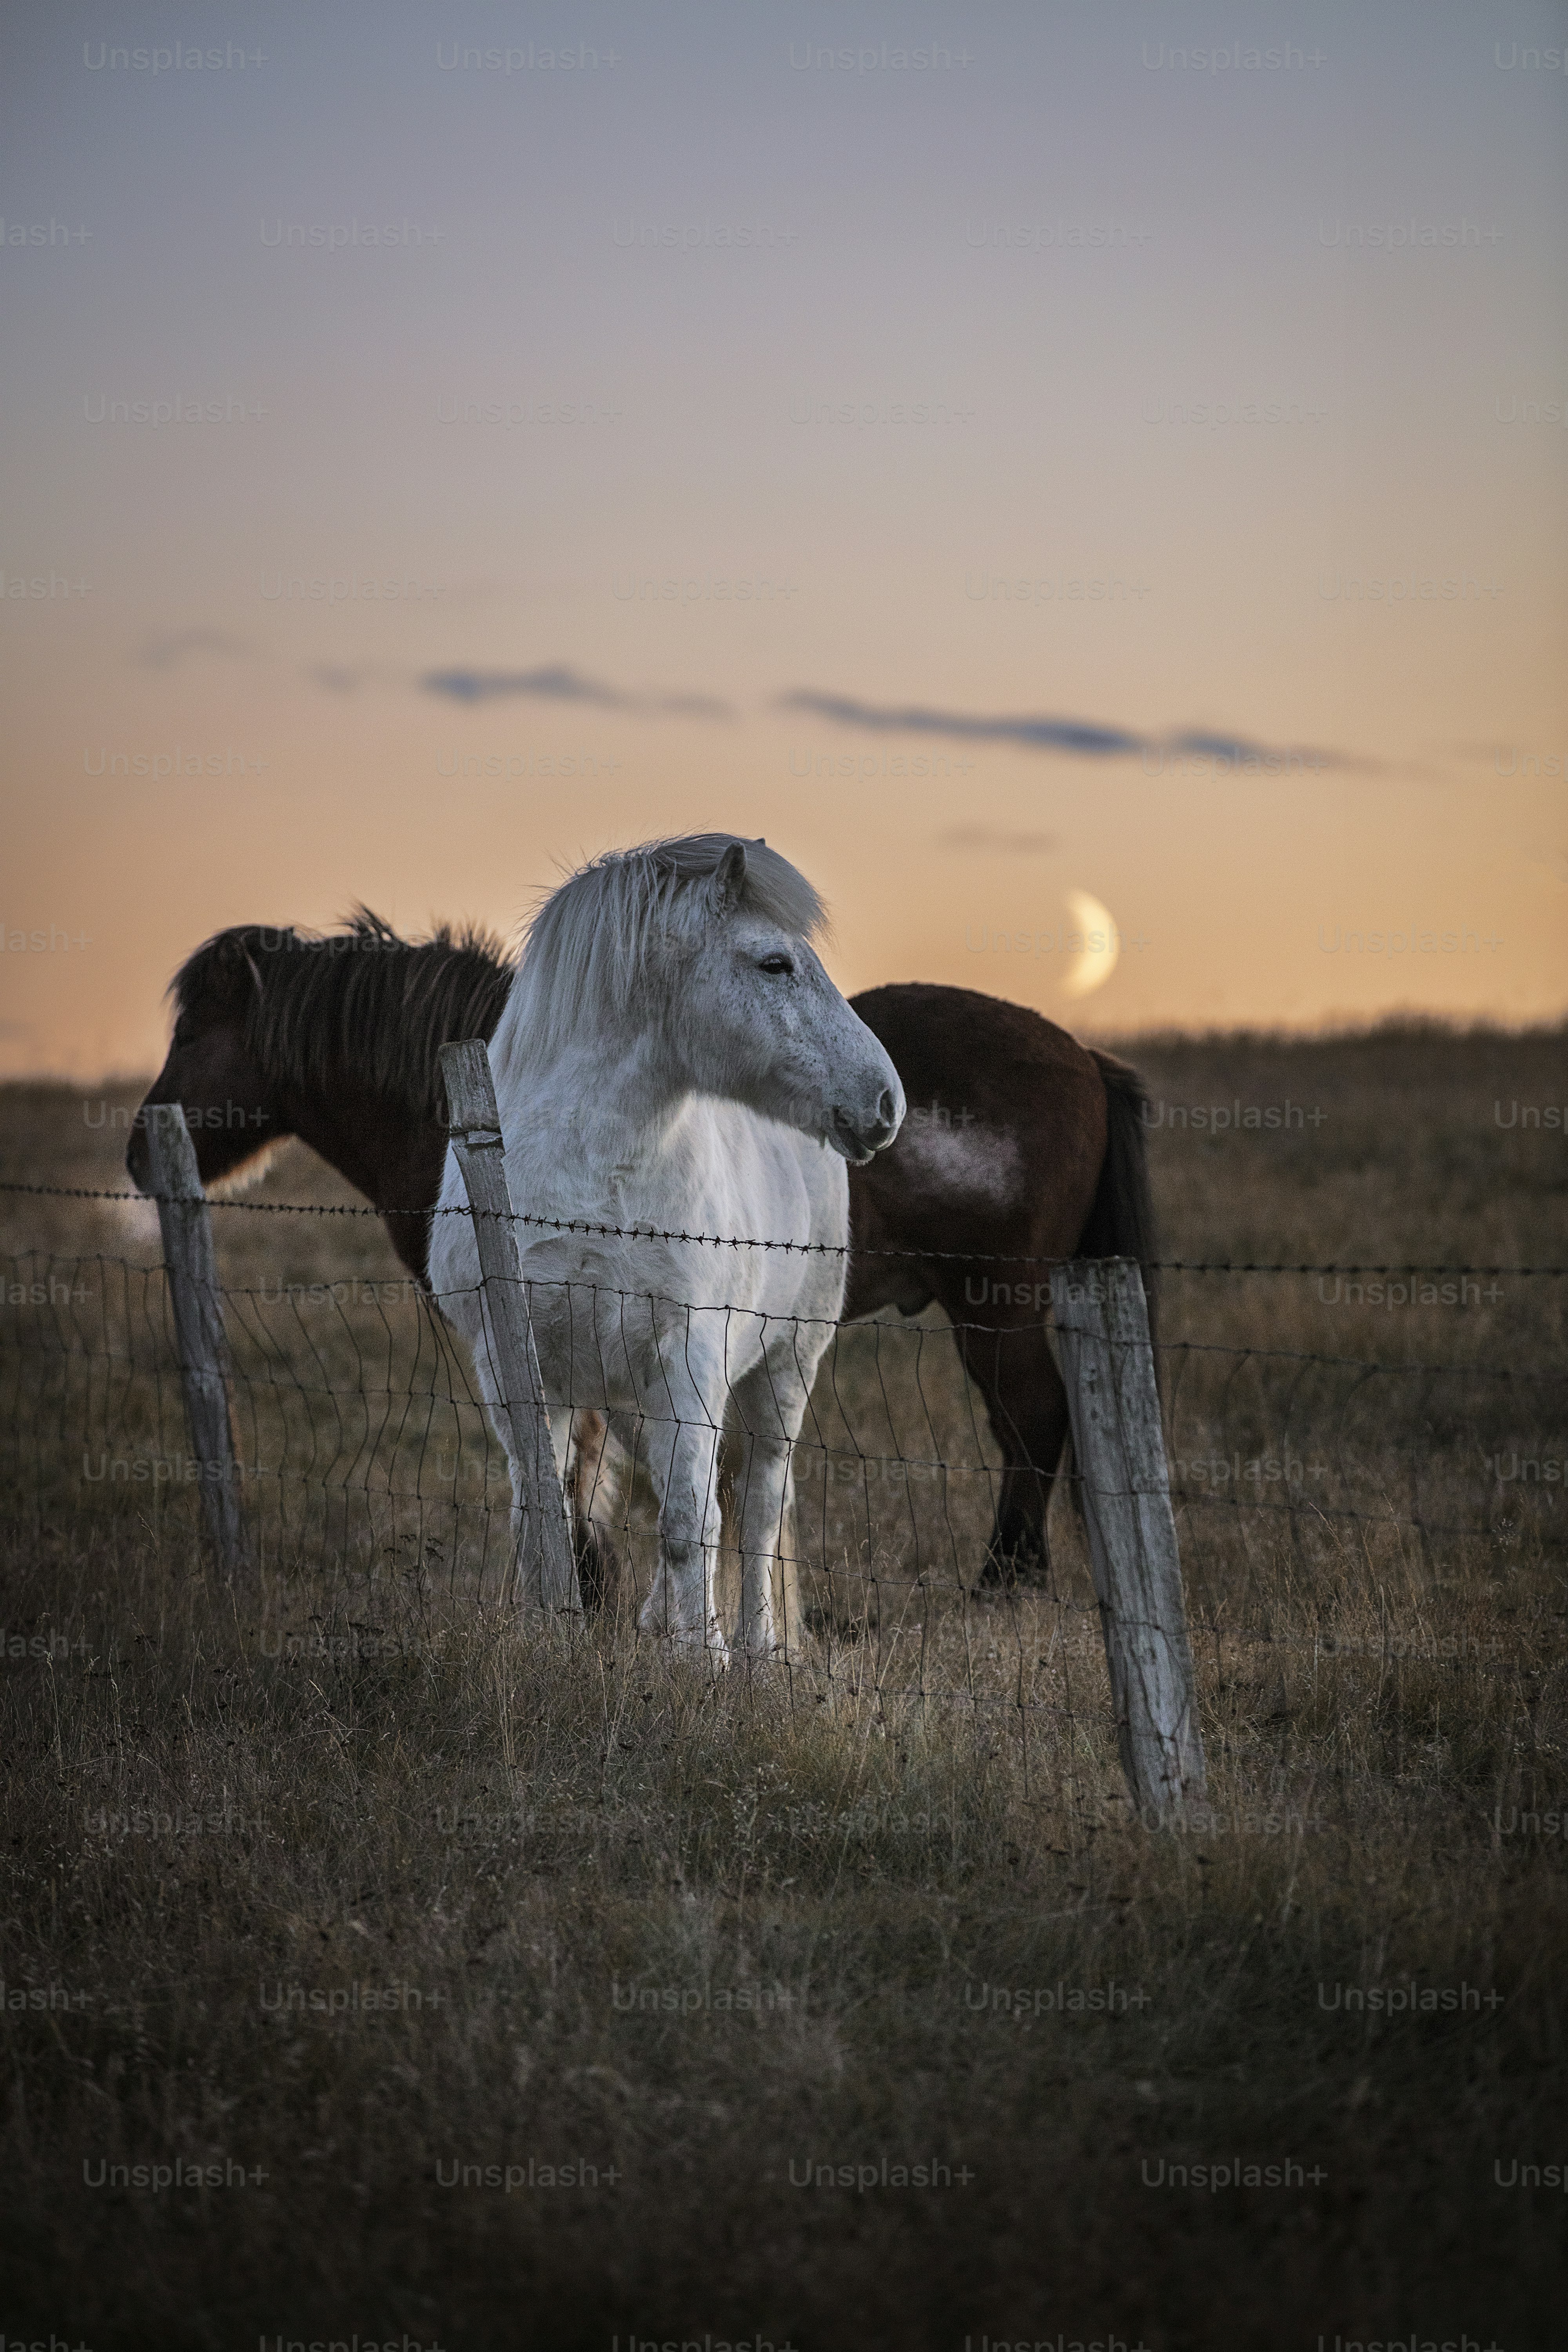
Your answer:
757,954 -> 795,976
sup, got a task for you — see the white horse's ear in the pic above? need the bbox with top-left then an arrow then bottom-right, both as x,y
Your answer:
712,841 -> 748,913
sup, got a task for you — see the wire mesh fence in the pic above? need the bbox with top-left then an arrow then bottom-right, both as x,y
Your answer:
2,1191 -> 1563,1730
0,1248 -> 514,1597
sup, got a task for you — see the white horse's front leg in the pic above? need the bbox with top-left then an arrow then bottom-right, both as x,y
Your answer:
637,1348 -> 727,1661
641,1422 -> 726,1658
731,1429 -> 793,1658
726,1320 -> 834,1660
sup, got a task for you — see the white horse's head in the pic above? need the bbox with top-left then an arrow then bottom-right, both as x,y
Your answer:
677,837 -> 904,1161
513,833 -> 905,1162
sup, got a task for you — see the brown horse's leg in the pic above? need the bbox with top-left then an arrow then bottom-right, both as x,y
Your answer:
953,1318 -> 1073,1586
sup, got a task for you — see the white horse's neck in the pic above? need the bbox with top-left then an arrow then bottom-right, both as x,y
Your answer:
495,1010 -> 698,1176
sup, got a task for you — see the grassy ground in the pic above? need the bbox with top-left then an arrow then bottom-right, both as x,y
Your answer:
0,1021 -> 1564,2349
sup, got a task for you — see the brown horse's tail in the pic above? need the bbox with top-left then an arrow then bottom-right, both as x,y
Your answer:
1078,1049 -> 1160,1353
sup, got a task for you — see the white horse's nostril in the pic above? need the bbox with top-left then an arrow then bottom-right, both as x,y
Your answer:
852,1087 -> 901,1151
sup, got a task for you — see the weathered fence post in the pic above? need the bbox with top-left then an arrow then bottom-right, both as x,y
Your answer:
1049,1256 -> 1206,1816
143,1104 -> 250,1581
439,1040 -> 581,1616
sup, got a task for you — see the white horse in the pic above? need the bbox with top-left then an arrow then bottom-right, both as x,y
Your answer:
429,834 -> 905,1660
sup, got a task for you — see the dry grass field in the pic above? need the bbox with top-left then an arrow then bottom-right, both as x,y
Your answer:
0,1019 -> 1564,2350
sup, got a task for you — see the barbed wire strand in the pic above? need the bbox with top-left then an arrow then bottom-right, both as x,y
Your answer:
2,1176 -> 1564,1278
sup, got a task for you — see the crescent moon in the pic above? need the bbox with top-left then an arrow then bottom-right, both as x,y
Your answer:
1061,887 -> 1120,997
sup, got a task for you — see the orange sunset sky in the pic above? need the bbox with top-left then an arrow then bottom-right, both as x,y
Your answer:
2,0 -> 1565,1078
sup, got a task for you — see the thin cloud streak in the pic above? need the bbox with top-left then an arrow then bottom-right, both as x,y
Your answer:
421,664 -> 732,718
780,689 -> 1347,768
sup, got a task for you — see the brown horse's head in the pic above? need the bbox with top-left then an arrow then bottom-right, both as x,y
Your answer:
127,926 -> 289,1194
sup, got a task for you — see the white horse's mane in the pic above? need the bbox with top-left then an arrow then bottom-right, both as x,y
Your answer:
497,833 -> 827,1065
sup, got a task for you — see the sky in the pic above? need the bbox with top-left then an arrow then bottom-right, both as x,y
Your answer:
2,0 -> 1565,1078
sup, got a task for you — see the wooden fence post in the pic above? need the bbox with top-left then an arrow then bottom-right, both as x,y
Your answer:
439,1040 -> 581,1616
143,1104 -> 250,1581
1049,1256 -> 1206,1816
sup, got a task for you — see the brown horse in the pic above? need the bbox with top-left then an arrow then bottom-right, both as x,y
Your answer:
129,914 -> 1155,1583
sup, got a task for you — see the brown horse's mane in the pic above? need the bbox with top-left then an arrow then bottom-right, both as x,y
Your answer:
171,908 -> 514,1123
